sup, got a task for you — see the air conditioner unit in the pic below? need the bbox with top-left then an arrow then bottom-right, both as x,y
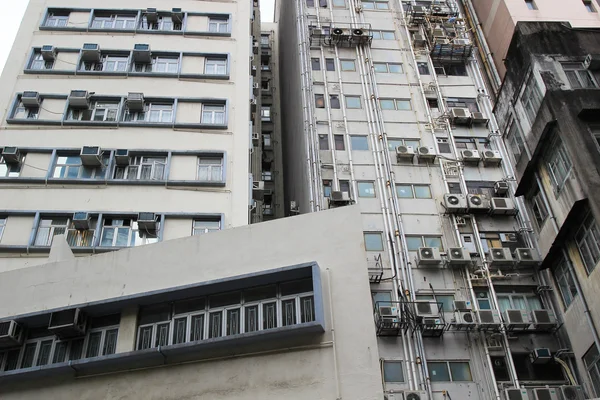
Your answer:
171,7 -> 184,23
80,146 -> 102,166
443,193 -> 468,214
378,305 -> 399,323
491,197 -> 517,215
21,91 -> 41,107
454,300 -> 472,311
115,149 -> 130,166
331,27 -> 349,36
422,317 -> 443,327
137,212 -> 158,231
467,194 -> 491,212
482,150 -> 502,166
253,82 -> 260,90
505,388 -> 530,400
461,149 -> 481,162
558,386 -> 584,400
351,28 -> 366,37
455,311 -> 476,327
41,45 -> 57,61
451,107 -> 471,124
471,112 -> 489,125
146,8 -> 158,23
412,5 -> 427,15
81,43 -> 101,62
489,247 -> 514,266
417,146 -> 436,161
68,90 -> 90,109
72,212 -> 91,230
530,348 -> 552,365
403,390 -> 427,400
447,247 -> 471,265
127,92 -> 145,111
48,308 -> 87,339
417,247 -> 442,265
415,301 -> 439,317
455,216 -> 467,226
531,309 -> 558,330
133,43 -> 152,63
477,310 -> 501,329
532,388 -> 559,400
486,335 -> 503,351
514,248 -> 540,266
253,181 -> 265,190
1,147 -> 21,164
0,320 -> 24,349
331,191 -> 351,202
396,145 -> 415,161
584,53 -> 600,71
413,33 -> 426,47
494,181 -> 509,196
454,38 -> 472,46
504,309 -> 531,329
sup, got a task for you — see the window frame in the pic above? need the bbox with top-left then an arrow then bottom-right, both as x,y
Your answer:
205,58 -> 227,75
562,62 -> 597,88
584,344 -> 600,396
208,18 -> 229,33
30,52 -> 55,70
427,361 -> 473,382
340,60 -> 356,71
201,104 -> 226,125
345,96 -> 362,109
395,184 -> 432,199
364,232 -> 385,251
0,155 -> 24,177
0,217 -> 5,242
350,135 -> 369,151
405,235 -> 444,251
553,256 -> 578,309
383,360 -> 405,383
196,156 -> 224,182
545,133 -> 572,192
114,155 -> 167,181
192,219 -> 221,235
52,154 -> 109,180
100,218 -> 159,248
357,181 -> 376,198
521,72 -> 543,125
575,210 -> 600,274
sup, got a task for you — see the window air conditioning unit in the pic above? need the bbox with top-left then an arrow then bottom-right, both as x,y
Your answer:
413,33 -> 426,47
531,309 -> 558,330
504,389 -> 530,400
454,38 -> 472,46
417,146 -> 436,161
486,335 -> 504,352
471,112 -> 489,125
422,317 -> 443,327
482,150 -> 502,166
1,147 -> 21,164
330,191 -> 351,202
403,390 -> 427,400
0,320 -> 24,349
378,305 -> 399,323
443,193 -> 468,214
532,388 -> 559,400
133,44 -> 152,63
171,7 -> 184,23
504,309 -> 531,329
455,310 -> 476,327
417,247 -> 442,265
81,43 -> 101,62
491,197 -> 517,215
489,247 -> 514,266
461,149 -> 481,163
396,145 -> 415,161
530,348 -> 552,365
584,54 -> 600,71
451,108 -> 471,124
414,301 -> 439,317
21,91 -> 41,107
454,300 -> 472,311
494,181 -> 509,196
467,194 -> 491,212
331,27 -> 349,36
115,149 -> 130,166
72,212 -> 91,230
253,181 -> 265,190
558,386 -> 584,400
41,45 -> 57,61
127,92 -> 145,111
68,90 -> 90,109
514,248 -> 540,266
48,308 -> 87,339
146,8 -> 158,23
447,247 -> 471,265
80,146 -> 102,166
137,212 -> 158,231
351,28 -> 367,38
477,310 -> 501,329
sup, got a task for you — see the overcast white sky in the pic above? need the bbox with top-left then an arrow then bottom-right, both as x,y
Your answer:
0,0 -> 274,75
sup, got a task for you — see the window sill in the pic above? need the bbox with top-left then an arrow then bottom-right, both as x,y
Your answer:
38,26 -> 232,38
0,177 -> 226,187
23,70 -> 230,81
6,118 -> 62,126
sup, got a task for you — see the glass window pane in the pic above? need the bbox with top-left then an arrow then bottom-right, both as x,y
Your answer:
373,63 -> 387,73
424,236 -> 443,250
191,314 -> 205,341
351,135 -> 369,150
389,64 -> 403,73
372,292 -> 392,308
282,299 -> 297,326
382,31 -> 395,40
358,182 -> 376,197
383,361 -> 405,382
52,341 -> 68,364
103,329 -> 118,355
21,343 -> 37,368
36,340 -> 53,366
396,185 -> 413,198
406,236 -> 423,251
341,60 -> 355,71
428,362 -> 451,382
380,99 -> 395,110
414,185 -> 432,199
173,317 -> 187,344
226,308 -> 241,336
86,332 -> 102,357
263,302 -> 277,330
436,295 -> 454,313
345,96 -> 361,108
396,100 -> 411,110
364,232 -> 384,251
450,362 -> 472,381
245,305 -> 259,332
300,296 -> 315,323
209,311 -> 222,338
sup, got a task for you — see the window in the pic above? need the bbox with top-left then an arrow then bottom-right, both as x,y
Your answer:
525,0 -> 537,9
383,361 -> 404,382
545,134 -> 572,191
0,155 -> 23,177
311,58 -> 320,70
371,30 -> 395,40
521,73 -> 543,124
340,180 -> 350,193
261,80 -> 270,91
584,344 -> 600,396
319,134 -> 329,150
358,182 -> 376,197
405,235 -> 443,251
583,0 -> 597,12
0,218 -> 6,242
82,55 -> 129,72
69,102 -> 119,122
362,0 -> 390,9
34,217 -> 69,246
197,157 -> 223,181
345,96 -> 361,109
114,156 -> 167,180
341,60 -> 356,71
428,362 -> 451,382
124,103 -> 174,123
506,121 -> 525,159
333,0 -> 346,6
325,58 -> 335,71
553,256 -> 578,308
202,104 -> 226,125
576,210 -> 600,274
100,218 -> 159,247
262,171 -> 272,181
319,0 -> 328,8
53,155 -> 109,179
380,99 -> 411,110
30,53 -> 54,70
351,135 -> 369,150
323,180 -> 332,197
446,98 -> 479,113
372,291 -> 392,308
496,293 -> 543,314
133,56 -> 179,74
307,0 -> 315,6
263,133 -> 272,147
13,101 -> 39,120
141,16 -> 182,31
416,294 -> 454,313
334,135 -> 345,150
91,14 -> 136,30
208,18 -> 229,33
364,232 -> 384,251
417,62 -> 429,75
428,362 -> 472,382
205,58 -> 227,75
315,94 -> 325,108
436,63 -> 468,76
562,62 -> 597,88
192,219 -> 221,235
373,62 -> 403,73
530,187 -> 548,228
387,138 -> 420,151
330,95 -> 341,109
396,184 -> 432,199
45,12 -> 69,27
260,107 -> 271,123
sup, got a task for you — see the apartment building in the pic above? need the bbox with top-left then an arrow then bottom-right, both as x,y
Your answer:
0,0 -> 270,272
277,0 -> 592,399
495,21 -> 600,398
